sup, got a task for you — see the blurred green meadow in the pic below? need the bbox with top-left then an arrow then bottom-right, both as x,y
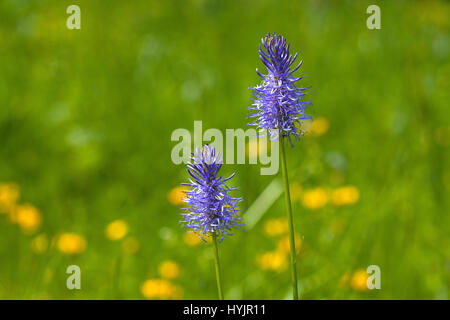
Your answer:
0,0 -> 449,299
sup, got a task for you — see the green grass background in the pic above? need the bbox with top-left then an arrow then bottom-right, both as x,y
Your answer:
0,0 -> 449,299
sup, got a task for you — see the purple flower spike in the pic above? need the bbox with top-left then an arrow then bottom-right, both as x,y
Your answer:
249,32 -> 311,144
181,145 -> 242,242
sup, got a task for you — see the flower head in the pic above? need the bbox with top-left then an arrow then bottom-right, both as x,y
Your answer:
105,219 -> 129,241
13,204 -> 42,234
167,186 -> 189,206
0,183 -> 20,214
302,187 -> 329,209
141,279 -> 183,300
57,232 -> 87,255
332,186 -> 360,206
158,260 -> 181,279
351,269 -> 369,291
249,32 -> 311,143
181,145 -> 242,241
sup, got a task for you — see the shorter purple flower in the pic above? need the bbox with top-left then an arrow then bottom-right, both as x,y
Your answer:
181,145 -> 242,241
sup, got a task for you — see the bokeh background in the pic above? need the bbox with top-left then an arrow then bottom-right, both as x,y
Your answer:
0,0 -> 449,299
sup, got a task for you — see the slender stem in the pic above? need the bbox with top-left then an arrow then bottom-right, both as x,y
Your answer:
212,235 -> 224,300
279,135 -> 299,300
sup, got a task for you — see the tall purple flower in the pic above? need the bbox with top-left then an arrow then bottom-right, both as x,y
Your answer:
181,145 -> 242,241
249,32 -> 311,144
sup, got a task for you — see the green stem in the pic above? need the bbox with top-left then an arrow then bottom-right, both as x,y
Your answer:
212,236 -> 224,300
279,135 -> 299,300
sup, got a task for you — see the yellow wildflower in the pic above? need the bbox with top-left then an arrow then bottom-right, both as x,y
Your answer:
31,233 -> 49,254
276,233 -> 302,255
183,232 -> 202,246
158,260 -> 180,279
0,183 -> 20,213
57,233 -> 87,255
310,117 -> 329,136
167,186 -> 188,206
256,251 -> 287,272
351,269 -> 368,291
105,219 -> 128,241
14,204 -> 42,234
332,186 -> 360,206
141,279 -> 183,300
246,138 -> 270,160
122,237 -> 140,254
263,217 -> 288,237
302,188 -> 329,209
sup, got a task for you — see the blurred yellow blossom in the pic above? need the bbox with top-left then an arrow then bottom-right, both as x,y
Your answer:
167,186 -> 188,206
106,220 -> 128,241
263,217 -> 288,237
141,279 -> 183,299
257,251 -> 287,272
246,138 -> 270,160
122,237 -> 140,254
183,232 -> 202,246
332,186 -> 360,206
0,183 -> 20,214
31,233 -> 49,254
310,117 -> 329,136
302,188 -> 329,209
351,269 -> 368,291
13,204 -> 42,234
194,233 -> 212,243
289,182 -> 303,202
158,260 -> 180,279
276,233 -> 302,255
57,233 -> 87,255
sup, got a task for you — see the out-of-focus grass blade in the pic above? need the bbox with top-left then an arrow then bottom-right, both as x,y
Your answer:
243,178 -> 283,230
